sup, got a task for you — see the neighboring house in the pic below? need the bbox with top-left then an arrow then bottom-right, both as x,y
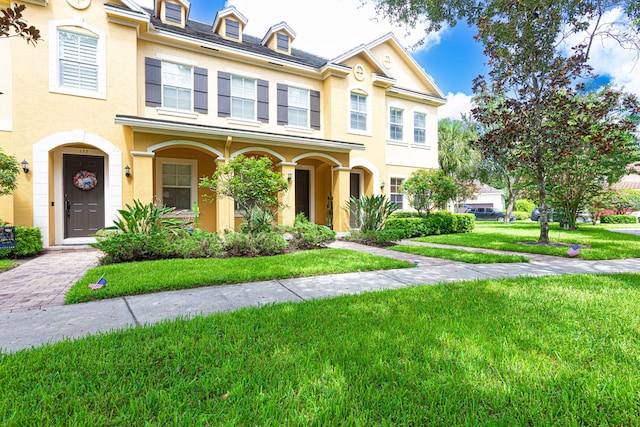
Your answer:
463,182 -> 505,210
0,0 -> 445,247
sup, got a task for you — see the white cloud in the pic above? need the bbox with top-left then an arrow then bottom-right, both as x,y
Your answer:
438,92 -> 474,120
560,7 -> 640,96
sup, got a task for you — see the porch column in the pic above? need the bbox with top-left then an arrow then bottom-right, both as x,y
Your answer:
131,151 -> 154,203
332,167 -> 351,232
277,162 -> 296,226
215,158 -> 235,232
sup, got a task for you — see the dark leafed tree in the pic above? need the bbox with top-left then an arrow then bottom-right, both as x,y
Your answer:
373,0 -> 640,243
1,4 -> 40,44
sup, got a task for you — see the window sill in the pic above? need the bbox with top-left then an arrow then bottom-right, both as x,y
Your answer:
50,86 -> 106,100
157,108 -> 198,119
410,143 -> 431,150
348,129 -> 372,137
387,140 -> 408,146
226,117 -> 261,128
284,125 -> 314,134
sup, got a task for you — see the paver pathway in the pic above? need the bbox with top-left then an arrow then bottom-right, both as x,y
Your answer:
0,247 -> 101,313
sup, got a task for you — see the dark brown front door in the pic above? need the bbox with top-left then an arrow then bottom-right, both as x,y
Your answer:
295,169 -> 310,221
349,172 -> 361,228
64,154 -> 105,238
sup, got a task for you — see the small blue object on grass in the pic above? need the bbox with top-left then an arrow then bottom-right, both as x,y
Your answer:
88,275 -> 107,290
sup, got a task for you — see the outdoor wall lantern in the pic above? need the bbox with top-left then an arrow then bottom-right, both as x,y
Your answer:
21,159 -> 29,174
124,165 -> 131,177
287,172 -> 293,183
380,180 -> 385,190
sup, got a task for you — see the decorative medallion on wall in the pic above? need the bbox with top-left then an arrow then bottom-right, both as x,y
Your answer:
67,0 -> 91,10
383,54 -> 392,69
354,64 -> 365,81
73,170 -> 97,191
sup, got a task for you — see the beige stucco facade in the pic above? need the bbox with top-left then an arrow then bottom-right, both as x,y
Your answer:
0,0 -> 445,247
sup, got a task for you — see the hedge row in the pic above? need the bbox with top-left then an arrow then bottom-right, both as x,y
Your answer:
384,211 -> 475,238
600,215 -> 638,224
0,226 -> 43,258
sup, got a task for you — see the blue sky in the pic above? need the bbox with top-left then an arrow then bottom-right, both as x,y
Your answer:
138,0 -> 637,119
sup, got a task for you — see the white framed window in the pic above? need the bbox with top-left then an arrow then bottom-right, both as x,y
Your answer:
49,22 -> 106,99
231,75 -> 256,120
162,62 -> 193,111
156,158 -> 197,211
390,177 -> 405,210
414,112 -> 426,144
350,92 -> 367,131
390,108 -> 404,141
288,87 -> 309,127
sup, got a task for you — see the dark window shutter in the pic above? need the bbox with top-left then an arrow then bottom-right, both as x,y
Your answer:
310,90 -> 320,130
165,2 -> 182,23
277,83 -> 288,125
194,67 -> 208,114
217,71 -> 230,117
257,79 -> 269,123
277,33 -> 289,51
145,57 -> 161,107
226,19 -> 239,39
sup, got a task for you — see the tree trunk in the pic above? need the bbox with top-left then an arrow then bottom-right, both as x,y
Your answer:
537,170 -> 550,244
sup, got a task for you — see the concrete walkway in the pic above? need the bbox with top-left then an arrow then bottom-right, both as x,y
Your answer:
2,240 -> 640,353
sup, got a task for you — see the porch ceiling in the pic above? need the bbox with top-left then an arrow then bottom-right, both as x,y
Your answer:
114,115 -> 365,153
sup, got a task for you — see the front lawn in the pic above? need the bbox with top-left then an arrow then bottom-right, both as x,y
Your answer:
390,244 -> 530,263
414,222 -> 640,259
3,273 -> 640,425
0,259 -> 18,272
66,249 -> 413,304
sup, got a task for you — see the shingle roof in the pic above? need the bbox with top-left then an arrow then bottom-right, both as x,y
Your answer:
141,7 -> 329,69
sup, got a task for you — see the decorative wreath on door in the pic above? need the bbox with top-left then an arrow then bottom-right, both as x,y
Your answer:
73,170 -> 98,191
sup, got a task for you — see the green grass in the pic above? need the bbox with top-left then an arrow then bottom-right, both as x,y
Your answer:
390,244 -> 530,263
3,273 -> 640,425
66,249 -> 413,304
0,259 -> 18,272
414,222 -> 640,259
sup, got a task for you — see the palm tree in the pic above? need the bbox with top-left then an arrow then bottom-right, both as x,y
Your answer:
438,118 -> 481,178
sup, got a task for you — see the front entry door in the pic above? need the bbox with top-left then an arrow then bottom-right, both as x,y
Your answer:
349,172 -> 361,228
63,154 -> 105,238
295,169 -> 310,221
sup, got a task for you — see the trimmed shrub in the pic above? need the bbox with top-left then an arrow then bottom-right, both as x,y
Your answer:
222,232 -> 251,257
287,214 -> 336,250
223,231 -> 287,257
513,211 -> 530,221
600,215 -> 638,224
345,229 -> 406,246
93,232 -> 173,264
385,212 -> 474,237
172,229 -> 224,259
515,199 -> 536,213
0,226 -> 43,259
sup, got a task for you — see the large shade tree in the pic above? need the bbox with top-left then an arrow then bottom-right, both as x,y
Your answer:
373,0 -> 640,243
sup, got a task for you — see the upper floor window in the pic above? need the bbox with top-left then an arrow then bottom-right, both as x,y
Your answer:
50,22 -> 106,99
145,57 -> 208,114
162,62 -> 192,111
390,107 -> 404,141
231,75 -> 256,120
58,30 -> 98,92
288,87 -> 309,127
350,92 -> 367,131
390,177 -> 405,210
414,112 -> 426,144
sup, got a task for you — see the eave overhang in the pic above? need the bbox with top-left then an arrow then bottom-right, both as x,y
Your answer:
388,86 -> 447,106
115,115 -> 365,153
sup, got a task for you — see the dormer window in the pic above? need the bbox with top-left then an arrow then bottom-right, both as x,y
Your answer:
261,22 -> 296,55
226,19 -> 239,39
277,33 -> 289,51
165,2 -> 181,24
157,0 -> 188,27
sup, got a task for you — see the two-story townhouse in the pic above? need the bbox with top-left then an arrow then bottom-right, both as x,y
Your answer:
0,0 -> 446,248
